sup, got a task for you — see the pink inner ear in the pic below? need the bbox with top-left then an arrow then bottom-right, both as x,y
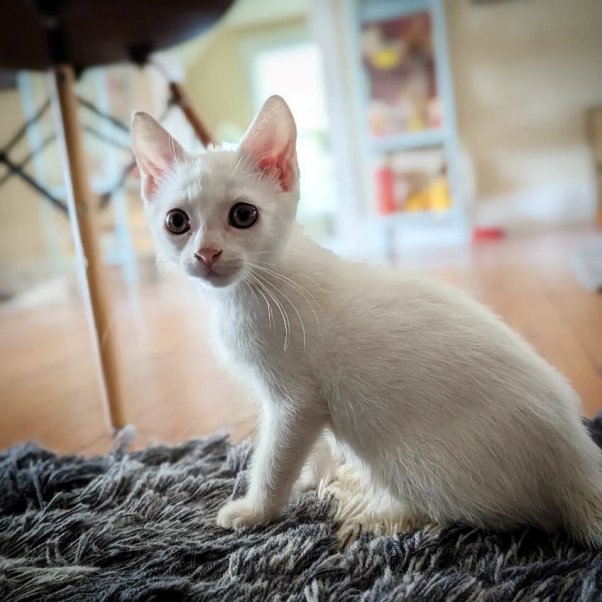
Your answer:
137,147 -> 174,200
258,145 -> 295,191
142,175 -> 159,199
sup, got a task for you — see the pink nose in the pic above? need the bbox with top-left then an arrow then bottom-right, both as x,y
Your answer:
195,248 -> 222,269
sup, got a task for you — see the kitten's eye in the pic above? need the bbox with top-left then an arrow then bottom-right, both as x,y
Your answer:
229,202 -> 258,229
165,209 -> 190,235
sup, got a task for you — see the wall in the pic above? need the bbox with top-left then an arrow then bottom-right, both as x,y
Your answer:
0,89 -> 51,265
182,16 -> 308,143
446,0 -> 602,228
183,28 -> 255,141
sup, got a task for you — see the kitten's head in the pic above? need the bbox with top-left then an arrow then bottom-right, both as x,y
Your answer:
131,95 -> 299,289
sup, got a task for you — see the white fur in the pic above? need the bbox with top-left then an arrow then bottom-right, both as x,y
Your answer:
132,97 -> 602,546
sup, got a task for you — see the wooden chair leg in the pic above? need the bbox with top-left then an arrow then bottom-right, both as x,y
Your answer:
50,64 -> 126,432
169,82 -> 217,147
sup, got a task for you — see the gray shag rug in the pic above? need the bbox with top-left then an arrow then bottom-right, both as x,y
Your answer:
2,420 -> 602,602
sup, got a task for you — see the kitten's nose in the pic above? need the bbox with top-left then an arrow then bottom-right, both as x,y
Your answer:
195,248 -> 222,269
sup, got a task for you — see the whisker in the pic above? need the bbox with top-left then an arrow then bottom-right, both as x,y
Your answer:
245,272 -> 274,329
262,277 -> 291,352
241,273 -> 258,303
253,270 -> 306,351
253,268 -> 313,339
251,272 -> 290,351
247,262 -> 321,335
252,261 -> 319,302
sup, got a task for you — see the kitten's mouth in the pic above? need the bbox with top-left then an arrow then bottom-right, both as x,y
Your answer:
204,270 -> 228,283
194,265 -> 239,288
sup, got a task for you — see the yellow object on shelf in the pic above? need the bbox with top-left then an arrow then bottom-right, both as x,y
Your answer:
370,46 -> 402,70
404,176 -> 451,213
429,176 -> 451,212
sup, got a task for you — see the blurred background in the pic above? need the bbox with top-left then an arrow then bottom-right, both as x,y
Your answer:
1,0 -> 601,454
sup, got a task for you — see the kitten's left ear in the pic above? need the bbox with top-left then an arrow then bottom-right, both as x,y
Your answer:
240,95 -> 298,192
131,112 -> 186,201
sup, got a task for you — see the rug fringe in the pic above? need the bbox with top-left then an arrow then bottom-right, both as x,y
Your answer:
111,424 -> 137,455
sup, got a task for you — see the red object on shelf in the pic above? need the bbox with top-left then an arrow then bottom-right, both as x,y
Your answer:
375,163 -> 396,215
472,227 -> 505,242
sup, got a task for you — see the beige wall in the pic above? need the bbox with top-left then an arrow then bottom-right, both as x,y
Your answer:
183,16 -> 307,142
446,0 -> 602,225
0,86 -> 76,293
0,89 -> 53,265
184,27 -> 255,140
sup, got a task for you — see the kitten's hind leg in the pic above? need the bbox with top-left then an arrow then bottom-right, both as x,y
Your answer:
293,430 -> 338,494
323,465 -> 428,547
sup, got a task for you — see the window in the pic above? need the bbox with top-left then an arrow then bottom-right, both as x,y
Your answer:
249,40 -> 337,244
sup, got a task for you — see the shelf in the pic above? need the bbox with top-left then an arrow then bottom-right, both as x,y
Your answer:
359,0 -> 431,24
369,128 -> 448,153
376,208 -> 454,224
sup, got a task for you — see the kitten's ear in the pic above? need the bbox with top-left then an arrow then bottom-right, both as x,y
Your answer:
240,95 -> 298,192
131,112 -> 186,201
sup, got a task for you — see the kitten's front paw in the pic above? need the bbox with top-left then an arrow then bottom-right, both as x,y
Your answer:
216,498 -> 273,529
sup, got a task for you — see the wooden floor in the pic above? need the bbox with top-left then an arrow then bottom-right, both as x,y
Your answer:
1,228 -> 601,456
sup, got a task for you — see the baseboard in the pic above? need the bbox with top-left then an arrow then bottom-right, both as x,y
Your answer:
474,182 -> 597,231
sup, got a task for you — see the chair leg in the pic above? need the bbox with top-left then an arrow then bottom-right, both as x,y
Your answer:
169,82 -> 217,147
49,64 -> 126,432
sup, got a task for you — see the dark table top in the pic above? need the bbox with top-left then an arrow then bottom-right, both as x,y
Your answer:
0,0 -> 234,71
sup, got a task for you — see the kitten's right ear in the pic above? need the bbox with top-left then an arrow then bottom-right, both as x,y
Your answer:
131,112 -> 186,201
240,95 -> 298,192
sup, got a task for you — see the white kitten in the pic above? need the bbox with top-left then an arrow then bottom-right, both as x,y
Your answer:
132,96 -> 602,546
